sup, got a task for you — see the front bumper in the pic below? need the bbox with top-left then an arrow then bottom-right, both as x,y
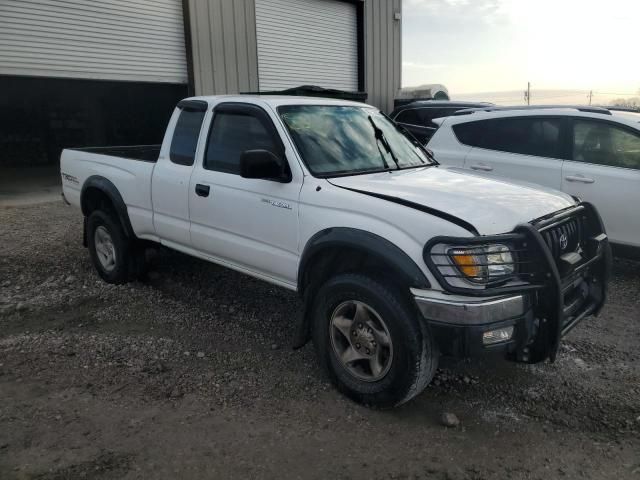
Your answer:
413,289 -> 534,357
413,290 -> 527,325
415,202 -> 611,362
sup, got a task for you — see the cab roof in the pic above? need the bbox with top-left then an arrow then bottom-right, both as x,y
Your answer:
184,94 -> 373,109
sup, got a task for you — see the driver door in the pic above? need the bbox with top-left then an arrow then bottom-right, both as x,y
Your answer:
188,102 -> 303,286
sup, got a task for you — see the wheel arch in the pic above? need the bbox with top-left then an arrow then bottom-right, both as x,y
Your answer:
80,176 -> 136,241
298,227 -> 430,295
293,228 -> 430,348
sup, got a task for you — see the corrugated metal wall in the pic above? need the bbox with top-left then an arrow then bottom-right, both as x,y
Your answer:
0,0 -> 187,83
364,0 -> 401,113
187,0 -> 259,95
187,0 -> 401,112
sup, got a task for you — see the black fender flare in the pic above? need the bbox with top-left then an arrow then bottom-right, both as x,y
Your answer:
298,227 -> 430,293
80,175 -> 136,239
292,228 -> 430,348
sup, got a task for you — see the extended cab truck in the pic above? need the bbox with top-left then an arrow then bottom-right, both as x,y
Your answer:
61,96 -> 611,408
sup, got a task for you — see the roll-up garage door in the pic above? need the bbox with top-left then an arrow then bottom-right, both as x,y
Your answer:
0,0 -> 187,83
255,0 -> 358,91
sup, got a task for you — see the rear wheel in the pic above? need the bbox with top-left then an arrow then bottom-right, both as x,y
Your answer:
312,273 -> 438,408
87,210 -> 136,284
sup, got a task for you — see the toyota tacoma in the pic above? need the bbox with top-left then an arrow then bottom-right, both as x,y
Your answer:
60,96 -> 611,407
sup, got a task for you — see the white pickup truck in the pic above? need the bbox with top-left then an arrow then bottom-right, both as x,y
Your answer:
61,96 -> 611,407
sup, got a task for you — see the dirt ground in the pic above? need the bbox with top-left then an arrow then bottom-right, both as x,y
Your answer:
1,201 -> 638,480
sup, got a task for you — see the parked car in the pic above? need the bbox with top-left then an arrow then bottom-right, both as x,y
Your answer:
390,100 -> 493,144
60,96 -> 610,408
428,105 -> 640,255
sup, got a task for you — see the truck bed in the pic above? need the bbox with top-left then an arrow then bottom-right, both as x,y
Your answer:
68,145 -> 161,163
61,144 -> 158,240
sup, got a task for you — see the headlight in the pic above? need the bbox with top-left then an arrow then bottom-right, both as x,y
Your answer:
449,244 -> 514,283
429,242 -> 517,287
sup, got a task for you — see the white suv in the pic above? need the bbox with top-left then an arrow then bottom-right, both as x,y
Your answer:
427,106 -> 640,253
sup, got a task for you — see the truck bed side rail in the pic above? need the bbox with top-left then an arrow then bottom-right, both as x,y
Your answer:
67,145 -> 161,163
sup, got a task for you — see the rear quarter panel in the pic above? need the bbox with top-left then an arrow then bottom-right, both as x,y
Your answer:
427,119 -> 472,168
60,149 -> 155,237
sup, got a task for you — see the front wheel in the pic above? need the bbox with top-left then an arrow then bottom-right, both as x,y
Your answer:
312,274 -> 438,408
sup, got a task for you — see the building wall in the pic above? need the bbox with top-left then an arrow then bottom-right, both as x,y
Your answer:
364,0 -> 401,113
186,0 -> 259,95
186,0 -> 401,112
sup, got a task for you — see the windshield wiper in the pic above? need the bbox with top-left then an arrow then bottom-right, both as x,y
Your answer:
368,116 -> 400,170
382,113 -> 438,165
399,125 -> 438,165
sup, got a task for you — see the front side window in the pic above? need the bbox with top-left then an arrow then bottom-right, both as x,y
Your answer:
204,110 -> 280,174
454,117 -> 563,159
573,120 -> 640,169
278,105 -> 432,177
169,108 -> 206,166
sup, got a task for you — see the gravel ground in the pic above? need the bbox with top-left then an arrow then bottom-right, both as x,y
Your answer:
1,201 -> 638,479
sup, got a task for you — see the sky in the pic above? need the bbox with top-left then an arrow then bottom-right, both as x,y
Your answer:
402,0 -> 640,102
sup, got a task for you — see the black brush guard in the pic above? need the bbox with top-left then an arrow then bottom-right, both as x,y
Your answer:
423,202 -> 611,363
517,202 -> 611,362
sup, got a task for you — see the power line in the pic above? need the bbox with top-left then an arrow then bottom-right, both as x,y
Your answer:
593,91 -> 638,96
529,93 -> 590,100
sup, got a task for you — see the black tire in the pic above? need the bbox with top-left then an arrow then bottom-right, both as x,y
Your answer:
312,273 -> 438,408
87,210 -> 136,284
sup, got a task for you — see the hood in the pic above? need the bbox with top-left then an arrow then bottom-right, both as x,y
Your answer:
329,166 -> 575,235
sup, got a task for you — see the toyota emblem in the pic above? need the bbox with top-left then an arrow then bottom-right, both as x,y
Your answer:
559,233 -> 568,250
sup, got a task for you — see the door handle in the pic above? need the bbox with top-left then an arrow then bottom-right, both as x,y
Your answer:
195,184 -> 210,197
565,175 -> 595,184
470,164 -> 493,172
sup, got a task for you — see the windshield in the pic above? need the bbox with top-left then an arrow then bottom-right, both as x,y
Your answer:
278,105 -> 434,177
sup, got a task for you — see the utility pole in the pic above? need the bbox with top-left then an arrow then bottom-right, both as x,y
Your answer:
524,82 -> 531,105
588,90 -> 593,105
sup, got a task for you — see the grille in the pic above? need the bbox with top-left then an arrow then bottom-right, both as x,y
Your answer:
541,216 -> 583,263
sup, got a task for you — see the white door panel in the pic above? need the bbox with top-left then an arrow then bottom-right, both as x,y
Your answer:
189,173 -> 300,283
464,148 -> 563,190
151,160 -> 192,246
562,161 -> 640,247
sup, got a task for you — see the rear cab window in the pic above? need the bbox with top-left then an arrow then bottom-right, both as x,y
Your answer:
169,101 -> 207,166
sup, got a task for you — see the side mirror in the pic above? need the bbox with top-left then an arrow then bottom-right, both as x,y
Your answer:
240,149 -> 291,183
